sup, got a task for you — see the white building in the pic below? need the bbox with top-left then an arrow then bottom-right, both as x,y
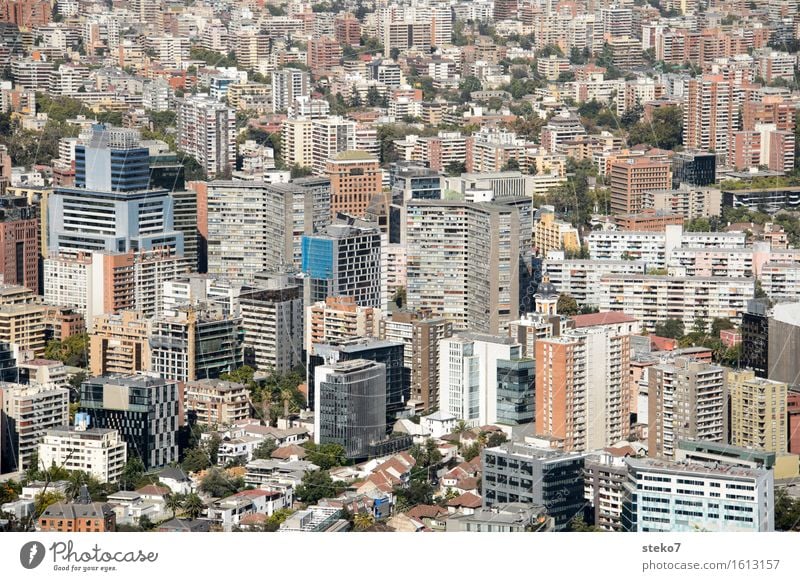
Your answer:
38,424 -> 127,484
272,68 -> 311,113
176,95 -> 236,177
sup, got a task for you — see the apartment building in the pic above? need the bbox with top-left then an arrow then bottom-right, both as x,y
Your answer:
584,451 -> 628,531
312,116 -> 356,176
240,282 -> 304,374
89,311 -> 150,376
642,185 -> 722,219
183,379 -> 250,428
683,75 -> 742,165
533,206 -> 580,256
622,457 -> 773,532
327,151 -> 382,219
0,198 -> 39,293
406,200 -> 519,335
609,156 -> 672,215
38,423 -> 127,484
648,357 -> 727,461
176,95 -> 236,177
482,443 -> 585,531
727,369 -> 788,455
272,68 -> 311,113
543,256 -> 646,306
305,296 -> 381,354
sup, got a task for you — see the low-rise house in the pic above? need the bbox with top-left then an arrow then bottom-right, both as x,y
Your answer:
406,505 -> 448,531
279,506 -> 345,532
444,502 -> 553,532
244,458 -> 318,492
270,444 -> 307,461
158,518 -> 211,532
420,411 -> 457,438
446,491 -> 482,515
157,466 -> 192,495
207,489 -> 291,531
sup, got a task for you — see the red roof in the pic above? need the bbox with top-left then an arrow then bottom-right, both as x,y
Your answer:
447,492 -> 482,509
571,312 -> 638,328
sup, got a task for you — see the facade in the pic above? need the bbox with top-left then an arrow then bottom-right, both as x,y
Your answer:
536,326 -> 631,451
149,305 -> 242,383
38,424 -> 127,484
183,379 -> 250,428
327,151 -> 381,219
0,302 -> 45,357
314,359 -> 386,460
584,451 -> 627,531
240,282 -> 304,374
741,299 -> 769,378
622,457 -> 773,532
609,156 -> 672,215
482,443 -> 585,531
39,502 -> 116,532
406,200 -> 519,335
0,198 -> 39,293
301,223 -> 382,308
533,206 -> 580,255
90,311 -> 150,376
176,95 -> 236,177
79,374 -> 179,470
648,357 -> 727,461
727,369 -> 788,454
272,68 -> 311,113
0,382 -> 69,472
306,296 -> 381,352
683,75 -> 741,165
643,185 -> 722,219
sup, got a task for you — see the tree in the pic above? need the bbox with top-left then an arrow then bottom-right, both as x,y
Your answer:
181,447 -> 210,473
262,508 -> 293,531
353,512 -> 375,531
295,469 -> 340,504
393,480 -> 434,511
367,85 -> 381,107
502,158 -> 520,171
567,515 -> 602,532
774,488 -> 800,531
138,514 -> 156,530
458,75 -> 482,101
349,86 -> 362,107
711,318 -> 734,337
557,294 -> 579,316
451,420 -> 470,450
165,494 -> 184,519
409,439 -> 442,469
34,491 -> 64,516
182,493 -> 205,520
654,318 -> 685,339
119,457 -> 145,491
462,442 -> 481,461
44,333 -> 89,367
199,468 -> 240,498
487,432 -> 508,448
252,439 -> 278,460
303,442 -> 346,470
627,105 -> 683,150
692,316 -> 708,336
444,161 -> 466,177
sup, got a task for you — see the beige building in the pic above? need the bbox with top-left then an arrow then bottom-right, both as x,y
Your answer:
728,369 -> 788,454
0,303 -> 46,358
306,296 -> 382,354
38,425 -> 127,484
184,379 -> 251,428
90,311 -> 151,376
533,206 -> 580,256
281,118 -> 313,169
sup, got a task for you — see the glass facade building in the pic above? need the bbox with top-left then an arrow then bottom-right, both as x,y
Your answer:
496,358 -> 534,425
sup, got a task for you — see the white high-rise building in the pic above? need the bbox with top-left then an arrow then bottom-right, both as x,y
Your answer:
39,423 -> 127,484
176,95 -> 236,178
311,116 -> 357,176
272,68 -> 311,113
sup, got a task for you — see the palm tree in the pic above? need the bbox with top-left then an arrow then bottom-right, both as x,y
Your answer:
476,431 -> 489,449
353,512 -> 375,531
165,494 -> 183,519
182,493 -> 205,520
452,420 -> 469,451
65,472 -> 87,501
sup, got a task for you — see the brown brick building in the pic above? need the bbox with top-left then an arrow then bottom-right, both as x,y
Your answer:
615,209 -> 684,232
39,502 -> 116,532
609,156 -> 672,215
0,199 -> 39,293
327,151 -> 381,219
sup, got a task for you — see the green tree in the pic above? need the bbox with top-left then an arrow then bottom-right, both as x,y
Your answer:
119,457 -> 145,491
567,515 -> 602,531
462,442 -> 481,461
353,512 -> 375,531
451,420 -> 470,450
444,161 -> 466,177
182,447 -> 210,473
138,514 -> 155,530
165,494 -> 184,519
263,508 -> 293,531
458,75 -> 482,101
199,468 -> 241,498
487,432 -> 508,448
34,491 -> 65,516
252,439 -> 278,460
366,85 -> 381,107
502,157 -> 520,171
774,488 -> 800,531
44,333 -> 89,367
557,293 -> 579,316
654,318 -> 685,339
303,442 -> 346,470
393,480 -> 434,511
295,469 -> 341,504
182,493 -> 205,520
711,318 -> 734,337
627,105 -> 684,150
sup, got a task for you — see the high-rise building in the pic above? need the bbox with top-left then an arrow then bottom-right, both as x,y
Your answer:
206,181 -> 330,281
609,156 -> 672,215
439,333 -> 526,426
281,118 -> 314,169
482,443 -> 585,531
89,311 -> 150,376
334,13 -> 361,46
728,369 -> 788,454
176,95 -> 236,178
406,200 -> 520,335
622,457 -> 774,532
493,0 -> 519,21
584,451 -> 627,532
183,379 -> 250,428
301,223 -> 382,308
149,305 -> 242,383
671,151 -> 716,188
0,302 -> 45,358
536,325 -> 631,452
379,311 -> 452,413
39,421 -> 127,484
0,196 -> 39,293
272,68 -> 311,113
327,151 -> 382,219
307,36 -> 342,72
311,116 -> 356,176
314,359 -> 386,460
683,75 -> 742,165
648,356 -> 727,460
240,280 -> 304,374
0,382 -> 69,473
79,374 -> 179,470
306,296 -> 382,353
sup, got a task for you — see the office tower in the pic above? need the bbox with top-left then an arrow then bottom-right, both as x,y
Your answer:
671,151 -> 716,188
390,163 -> 442,201
740,299 -> 770,378
0,342 -> 17,382
0,196 -> 39,293
311,116 -> 356,176
39,421 -> 127,484
438,333 -> 525,426
0,382 -> 69,472
536,325 -> 631,452
75,126 -> 149,192
240,280 -> 304,374
183,379 -> 250,428
314,359 -> 386,460
306,296 -> 381,352
149,305 -> 242,382
482,443 -> 585,531
728,369 -> 788,454
496,357 -> 535,425
683,75 -> 742,165
176,95 -> 236,177
79,375 -> 179,470
301,223 -> 382,308
309,339 -> 405,419
648,357 -> 727,460
379,311 -> 452,413
583,451 -> 627,531
90,311 -> 150,376
622,457 -> 774,532
406,200 -> 520,335
327,151 -> 382,219
206,181 -> 331,281
609,156 -> 672,215
272,68 -> 311,113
